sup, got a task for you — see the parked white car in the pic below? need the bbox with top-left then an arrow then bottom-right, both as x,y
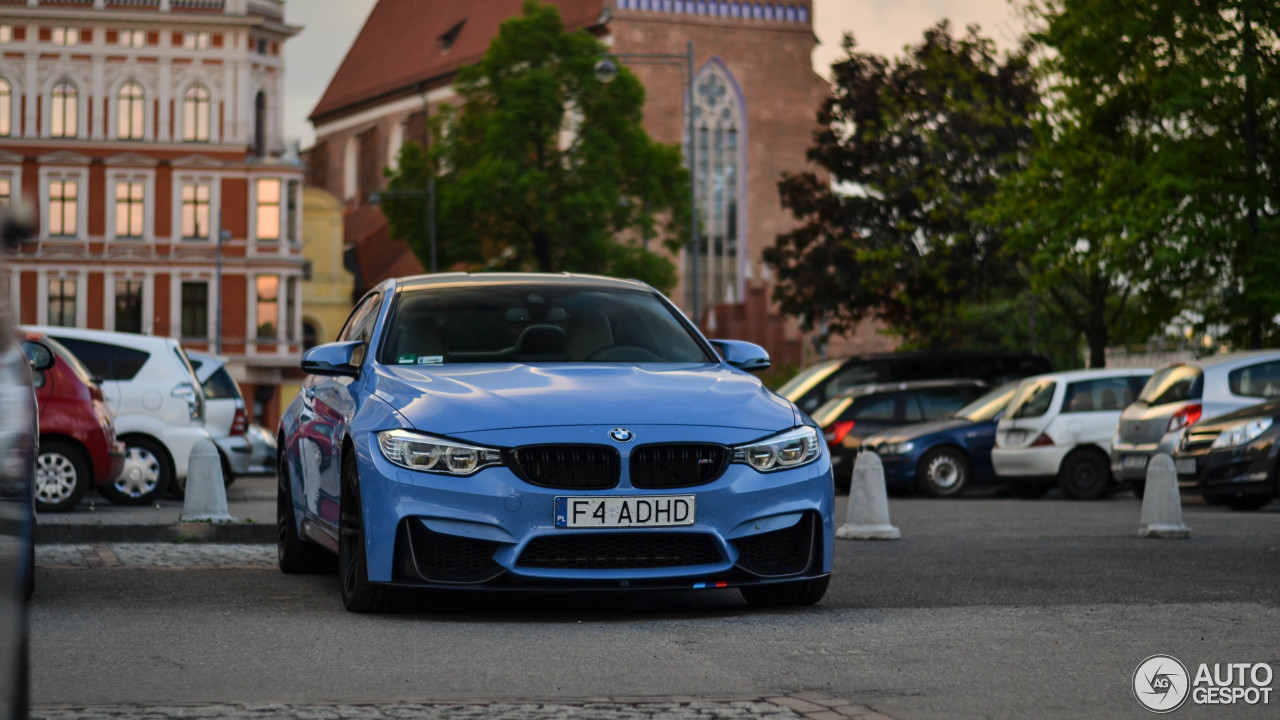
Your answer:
1110,351 -> 1280,495
993,368 -> 1152,499
183,350 -> 250,493
23,326 -> 211,504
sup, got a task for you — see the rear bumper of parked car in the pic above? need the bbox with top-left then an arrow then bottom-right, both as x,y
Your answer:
213,435 -> 251,478
98,440 -> 126,486
992,446 -> 1067,479
1176,446 -> 1274,499
1110,432 -> 1182,482
167,426 -> 216,480
343,436 -> 836,591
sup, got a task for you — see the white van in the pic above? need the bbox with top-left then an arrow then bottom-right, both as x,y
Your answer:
993,368 -> 1152,499
23,326 -> 211,504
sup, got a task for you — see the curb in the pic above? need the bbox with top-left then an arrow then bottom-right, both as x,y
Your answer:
35,521 -> 276,545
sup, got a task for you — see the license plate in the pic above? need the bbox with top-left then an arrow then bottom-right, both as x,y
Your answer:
1122,455 -> 1148,470
1004,430 -> 1025,445
1176,458 -> 1196,475
555,496 -> 696,528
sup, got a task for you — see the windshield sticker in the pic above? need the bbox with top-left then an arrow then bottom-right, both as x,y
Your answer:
397,354 -> 416,364
418,356 -> 444,365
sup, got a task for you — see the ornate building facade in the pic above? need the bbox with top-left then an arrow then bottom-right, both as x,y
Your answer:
0,0 -> 305,426
306,0 -> 833,367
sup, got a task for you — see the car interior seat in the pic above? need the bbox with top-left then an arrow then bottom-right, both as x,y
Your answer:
514,324 -> 568,361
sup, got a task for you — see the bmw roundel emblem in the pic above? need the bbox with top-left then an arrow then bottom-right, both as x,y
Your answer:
610,428 -> 634,443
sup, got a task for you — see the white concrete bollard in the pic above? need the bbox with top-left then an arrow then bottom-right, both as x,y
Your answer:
180,439 -> 237,524
1138,454 -> 1189,539
836,451 -> 901,540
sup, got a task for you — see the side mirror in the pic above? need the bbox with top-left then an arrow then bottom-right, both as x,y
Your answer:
21,341 -> 55,372
301,340 -> 364,377
710,339 -> 771,373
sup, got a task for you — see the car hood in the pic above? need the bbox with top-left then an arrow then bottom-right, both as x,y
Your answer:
371,363 -> 797,433
864,417 -> 979,445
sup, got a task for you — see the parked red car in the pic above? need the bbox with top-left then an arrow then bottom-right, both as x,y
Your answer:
20,331 -> 125,512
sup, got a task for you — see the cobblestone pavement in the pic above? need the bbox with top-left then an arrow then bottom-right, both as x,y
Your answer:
36,543 -> 276,569
33,697 -> 895,720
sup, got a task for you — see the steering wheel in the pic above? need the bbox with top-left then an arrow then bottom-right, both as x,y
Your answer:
586,345 -> 664,362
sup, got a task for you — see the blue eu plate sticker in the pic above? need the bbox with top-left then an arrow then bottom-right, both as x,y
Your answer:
554,497 -> 568,527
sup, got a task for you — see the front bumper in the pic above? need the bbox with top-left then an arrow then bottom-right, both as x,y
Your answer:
1111,432 -> 1181,482
1177,445 -> 1274,499
992,446 -> 1067,479
352,430 -> 836,590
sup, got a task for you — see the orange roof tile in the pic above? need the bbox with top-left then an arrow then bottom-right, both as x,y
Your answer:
310,0 -> 606,124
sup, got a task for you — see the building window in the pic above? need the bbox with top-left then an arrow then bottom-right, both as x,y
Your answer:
115,181 -> 145,239
253,91 -> 266,156
256,178 -> 280,241
51,81 -> 78,138
256,275 -> 278,340
115,279 -> 143,334
0,178 -> 10,209
119,29 -> 146,48
0,79 -> 10,137
0,26 -> 11,44
117,82 -> 146,140
181,281 -> 208,339
47,278 -> 76,327
285,276 -> 298,341
181,182 -> 211,240
256,38 -> 268,55
183,32 -> 211,50
183,85 -> 210,142
286,180 -> 299,243
689,62 -> 745,310
48,180 -> 78,236
51,27 -> 79,47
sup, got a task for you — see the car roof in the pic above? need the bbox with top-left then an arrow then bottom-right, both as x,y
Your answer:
1017,368 -> 1153,383
393,272 -> 654,294
834,378 -> 988,399
21,325 -> 178,351
1165,349 -> 1280,372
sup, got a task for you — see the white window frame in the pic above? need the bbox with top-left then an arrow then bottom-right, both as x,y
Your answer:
250,176 -> 284,248
111,79 -> 151,141
51,27 -> 79,47
104,169 -> 156,243
178,82 -> 212,143
38,167 -> 89,241
118,29 -> 146,49
47,79 -> 82,139
0,77 -> 13,137
0,165 -> 20,210
173,174 -> 221,243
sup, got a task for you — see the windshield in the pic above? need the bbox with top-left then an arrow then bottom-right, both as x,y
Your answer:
378,284 -> 714,365
777,359 -> 843,401
1136,365 -> 1203,406
953,382 -> 1019,422
42,336 -> 97,387
1006,379 -> 1057,419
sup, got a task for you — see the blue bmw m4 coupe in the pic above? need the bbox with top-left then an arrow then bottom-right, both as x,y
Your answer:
278,273 -> 834,612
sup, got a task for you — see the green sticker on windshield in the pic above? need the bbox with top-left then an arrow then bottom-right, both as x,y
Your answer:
397,354 -> 416,364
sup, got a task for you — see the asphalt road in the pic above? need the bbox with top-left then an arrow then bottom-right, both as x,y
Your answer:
30,494 -> 1280,720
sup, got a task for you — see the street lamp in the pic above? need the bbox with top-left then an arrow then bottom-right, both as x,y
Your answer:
594,41 -> 702,325
370,186 -> 438,274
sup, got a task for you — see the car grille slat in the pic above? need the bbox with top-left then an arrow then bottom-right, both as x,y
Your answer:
513,445 -> 620,489
630,443 -> 728,489
733,512 -> 818,578
517,533 -> 722,569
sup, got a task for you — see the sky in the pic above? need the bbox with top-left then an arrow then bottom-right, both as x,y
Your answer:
283,0 -> 1025,148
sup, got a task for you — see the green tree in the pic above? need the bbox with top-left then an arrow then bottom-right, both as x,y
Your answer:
764,23 -> 1047,352
995,0 -> 1280,361
382,1 -> 690,291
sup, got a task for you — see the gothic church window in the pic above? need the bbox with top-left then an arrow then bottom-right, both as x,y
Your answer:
689,61 -> 745,310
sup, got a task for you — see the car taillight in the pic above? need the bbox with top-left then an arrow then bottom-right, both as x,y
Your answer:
1167,403 -> 1202,433
1030,432 -> 1054,447
824,420 -> 856,446
231,407 -> 247,437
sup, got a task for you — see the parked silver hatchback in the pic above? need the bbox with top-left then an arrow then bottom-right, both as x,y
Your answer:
1111,350 -> 1280,494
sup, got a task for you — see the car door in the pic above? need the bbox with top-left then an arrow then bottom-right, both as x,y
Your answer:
299,292 -> 382,531
1056,376 -> 1144,450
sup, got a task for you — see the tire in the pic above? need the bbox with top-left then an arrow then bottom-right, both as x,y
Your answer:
1225,496 -> 1273,512
33,439 -> 90,512
168,449 -> 234,501
1058,449 -> 1112,500
278,447 -> 334,574
740,576 -> 830,607
1009,479 -> 1053,499
100,435 -> 171,505
917,447 -> 971,498
338,450 -> 393,613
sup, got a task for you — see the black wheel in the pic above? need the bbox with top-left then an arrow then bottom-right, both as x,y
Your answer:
917,447 -> 971,498
33,439 -> 90,512
740,576 -> 829,607
1225,496 -> 1273,512
278,446 -> 334,574
100,435 -> 171,505
1058,449 -> 1112,500
338,451 -> 393,613
1009,479 -> 1054,499
168,449 -> 234,500
1130,481 -> 1145,499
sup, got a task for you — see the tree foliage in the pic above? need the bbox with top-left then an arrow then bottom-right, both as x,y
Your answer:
764,23 -> 1044,351
383,0 -> 690,291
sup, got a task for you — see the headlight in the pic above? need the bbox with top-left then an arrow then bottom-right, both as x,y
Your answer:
731,426 -> 821,473
377,429 -> 503,476
1210,417 -> 1274,449
878,441 -> 915,456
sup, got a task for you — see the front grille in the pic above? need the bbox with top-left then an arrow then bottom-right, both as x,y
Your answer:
516,533 -> 722,569
513,445 -> 620,489
733,513 -> 817,578
1181,428 -> 1221,452
630,444 -> 729,488
398,521 -> 505,584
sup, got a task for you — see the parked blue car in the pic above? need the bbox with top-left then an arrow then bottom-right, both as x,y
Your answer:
862,382 -> 1018,497
278,273 -> 834,612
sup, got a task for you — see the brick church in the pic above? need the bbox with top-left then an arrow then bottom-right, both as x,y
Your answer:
307,0 -> 880,367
